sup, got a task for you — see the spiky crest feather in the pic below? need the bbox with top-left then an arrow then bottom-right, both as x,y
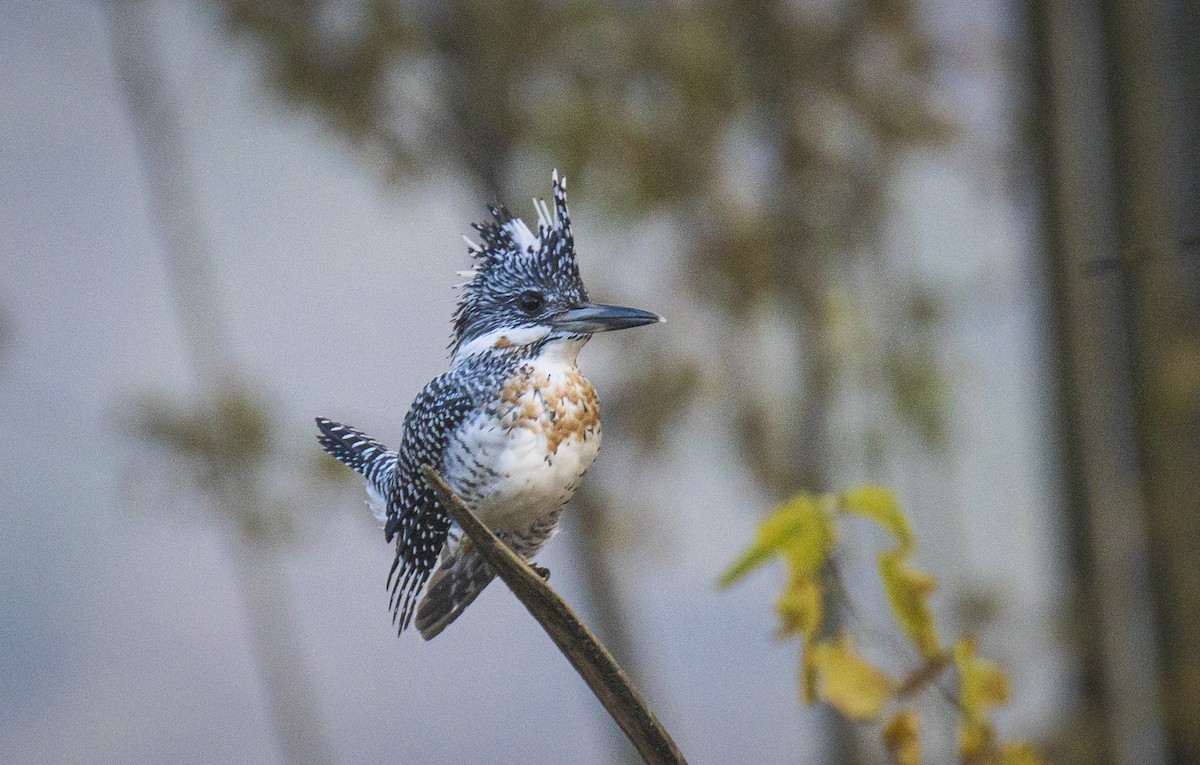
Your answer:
450,171 -> 584,355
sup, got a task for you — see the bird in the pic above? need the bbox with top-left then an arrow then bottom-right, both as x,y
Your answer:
316,171 -> 661,640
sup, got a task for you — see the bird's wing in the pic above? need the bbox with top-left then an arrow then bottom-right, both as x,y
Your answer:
385,369 -> 478,633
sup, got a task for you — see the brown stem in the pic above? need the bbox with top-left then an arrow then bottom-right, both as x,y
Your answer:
896,653 -> 952,699
420,466 -> 688,765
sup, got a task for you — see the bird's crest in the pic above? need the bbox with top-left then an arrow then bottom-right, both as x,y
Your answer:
451,170 -> 587,354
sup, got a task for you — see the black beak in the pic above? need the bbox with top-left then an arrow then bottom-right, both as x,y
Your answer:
549,302 -> 663,333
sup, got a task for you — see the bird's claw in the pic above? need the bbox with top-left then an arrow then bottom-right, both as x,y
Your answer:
530,563 -> 551,581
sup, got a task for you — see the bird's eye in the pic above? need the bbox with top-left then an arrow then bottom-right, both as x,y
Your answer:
517,290 -> 545,315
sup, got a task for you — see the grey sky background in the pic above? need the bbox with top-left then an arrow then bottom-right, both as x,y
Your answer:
0,1 -> 1068,763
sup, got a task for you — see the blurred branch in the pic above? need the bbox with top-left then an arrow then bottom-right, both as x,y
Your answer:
564,485 -> 646,765
104,2 -> 332,763
420,466 -> 688,765
107,0 -> 231,390
565,485 -> 643,674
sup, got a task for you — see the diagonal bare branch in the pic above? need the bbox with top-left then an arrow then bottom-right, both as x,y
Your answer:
420,465 -> 687,765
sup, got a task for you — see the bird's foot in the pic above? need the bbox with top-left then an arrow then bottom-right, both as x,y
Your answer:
530,563 -> 551,581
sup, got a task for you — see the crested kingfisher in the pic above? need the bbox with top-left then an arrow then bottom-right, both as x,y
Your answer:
317,171 -> 661,640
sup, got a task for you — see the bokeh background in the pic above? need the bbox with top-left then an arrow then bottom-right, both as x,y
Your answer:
2,0 -> 1198,763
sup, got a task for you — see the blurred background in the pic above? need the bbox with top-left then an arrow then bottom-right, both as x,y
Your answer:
2,0 -> 1197,763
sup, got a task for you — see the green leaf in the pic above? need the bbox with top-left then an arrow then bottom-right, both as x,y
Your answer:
879,550 -> 941,658
954,637 -> 1010,758
717,493 -> 830,588
775,577 -> 823,640
810,634 -> 895,721
839,485 -> 914,553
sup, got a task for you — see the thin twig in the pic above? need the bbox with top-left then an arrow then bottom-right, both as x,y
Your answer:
420,465 -> 688,765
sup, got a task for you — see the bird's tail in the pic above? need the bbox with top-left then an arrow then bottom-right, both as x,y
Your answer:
413,540 -> 495,640
315,418 -> 396,484
316,418 -> 398,527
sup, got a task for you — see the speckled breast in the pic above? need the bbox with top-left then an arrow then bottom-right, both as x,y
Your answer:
440,359 -> 602,541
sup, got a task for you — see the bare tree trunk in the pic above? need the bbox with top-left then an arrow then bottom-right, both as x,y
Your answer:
1102,0 -> 1200,760
104,3 -> 333,763
1026,1 -> 1169,763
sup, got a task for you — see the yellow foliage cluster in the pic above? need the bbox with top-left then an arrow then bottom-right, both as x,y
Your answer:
718,486 -> 1047,765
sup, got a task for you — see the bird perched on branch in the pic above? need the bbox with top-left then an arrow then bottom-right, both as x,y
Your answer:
317,171 -> 661,639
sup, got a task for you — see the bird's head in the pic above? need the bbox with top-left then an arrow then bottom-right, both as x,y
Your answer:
451,171 -> 661,363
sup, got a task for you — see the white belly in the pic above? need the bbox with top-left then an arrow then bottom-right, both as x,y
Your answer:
440,360 -> 601,540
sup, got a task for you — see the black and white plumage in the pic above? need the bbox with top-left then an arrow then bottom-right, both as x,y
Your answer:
317,171 -> 661,639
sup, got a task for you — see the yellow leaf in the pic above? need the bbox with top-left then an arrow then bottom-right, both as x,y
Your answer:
883,709 -> 921,765
810,634 -> 895,721
718,493 -> 831,588
879,550 -> 941,658
998,742 -> 1048,765
775,577 -> 823,641
956,638 -> 1009,712
779,513 -> 835,581
960,724 -> 993,762
840,485 -> 914,553
955,638 -> 1010,758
